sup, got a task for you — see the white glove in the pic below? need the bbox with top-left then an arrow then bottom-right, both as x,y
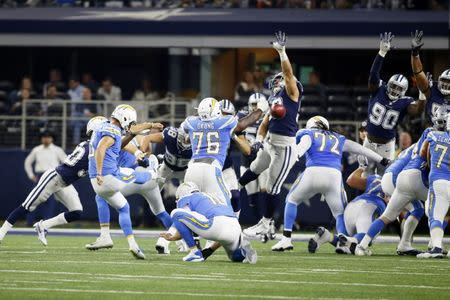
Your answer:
358,155 -> 369,170
271,31 -> 287,53
378,32 -> 394,57
256,98 -> 269,114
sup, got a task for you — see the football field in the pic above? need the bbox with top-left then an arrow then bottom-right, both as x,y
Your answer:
0,234 -> 449,300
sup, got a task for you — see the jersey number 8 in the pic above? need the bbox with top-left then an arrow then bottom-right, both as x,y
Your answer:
369,102 -> 400,130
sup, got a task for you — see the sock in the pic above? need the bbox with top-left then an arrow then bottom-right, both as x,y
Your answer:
238,169 -> 259,186
283,202 -> 298,232
117,203 -> 133,237
95,195 -> 111,224
230,190 -> 241,213
248,193 -> 258,207
231,248 -> 246,262
0,221 -> 13,240
360,219 -> 385,248
354,233 -> 365,243
283,230 -> 292,238
398,216 -> 419,249
6,206 -> 28,225
41,213 -> 67,229
100,224 -> 110,237
443,220 -> 448,230
430,227 -> 444,249
335,214 -> 347,235
127,234 -> 139,249
172,219 -> 195,248
156,211 -> 173,229
264,193 -> 277,219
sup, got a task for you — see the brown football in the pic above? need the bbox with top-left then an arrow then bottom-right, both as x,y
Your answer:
270,103 -> 286,119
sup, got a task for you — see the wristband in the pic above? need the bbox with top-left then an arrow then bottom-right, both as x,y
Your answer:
413,69 -> 423,75
412,49 -> 420,57
279,50 -> 288,62
134,150 -> 143,157
378,50 -> 387,58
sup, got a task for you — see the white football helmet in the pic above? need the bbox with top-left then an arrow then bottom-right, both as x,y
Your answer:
306,116 -> 330,130
175,182 -> 199,200
432,106 -> 447,130
438,69 -> 450,95
386,74 -> 408,101
196,97 -> 221,121
111,104 -> 137,132
219,99 -> 236,115
248,93 -> 267,113
86,116 -> 107,136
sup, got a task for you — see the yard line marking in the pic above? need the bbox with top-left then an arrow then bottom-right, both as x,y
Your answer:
0,286 -> 387,300
0,250 -> 46,254
0,269 -> 448,291
4,259 -> 187,268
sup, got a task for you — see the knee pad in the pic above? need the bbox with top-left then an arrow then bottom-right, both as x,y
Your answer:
64,210 -> 82,223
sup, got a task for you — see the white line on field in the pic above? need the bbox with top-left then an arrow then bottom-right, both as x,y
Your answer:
0,269 -> 448,291
4,259 -> 187,268
0,285 -> 387,300
0,250 -> 46,254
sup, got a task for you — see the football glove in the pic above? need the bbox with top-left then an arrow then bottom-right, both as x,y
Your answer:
379,32 -> 394,56
256,97 -> 269,114
271,31 -> 287,53
357,155 -> 369,170
137,157 -> 150,168
411,30 -> 424,56
380,158 -> 391,167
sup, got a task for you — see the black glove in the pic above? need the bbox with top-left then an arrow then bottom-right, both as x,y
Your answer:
411,30 -> 424,56
379,158 -> 391,167
137,157 -> 149,168
250,141 -> 263,156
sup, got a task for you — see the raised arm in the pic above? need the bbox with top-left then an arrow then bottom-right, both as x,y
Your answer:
95,136 -> 114,185
122,122 -> 164,149
368,32 -> 394,93
233,134 -> 251,156
410,30 -> 431,98
346,167 -> 367,191
271,31 -> 300,101
140,132 -> 164,153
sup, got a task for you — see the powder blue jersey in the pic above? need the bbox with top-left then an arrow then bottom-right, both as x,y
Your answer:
177,192 -> 235,219
117,150 -> 137,169
296,128 -> 346,171
426,85 -> 449,121
55,140 -> 89,185
183,115 -> 237,168
426,130 -> 450,183
353,175 -> 386,215
385,144 -> 414,186
163,127 -> 192,171
366,83 -> 414,140
268,82 -> 303,137
88,121 -> 122,178
403,127 -> 433,187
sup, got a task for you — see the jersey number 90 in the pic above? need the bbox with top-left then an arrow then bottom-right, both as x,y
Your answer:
369,102 -> 400,130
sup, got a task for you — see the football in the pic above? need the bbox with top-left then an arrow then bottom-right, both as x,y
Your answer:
270,103 -> 286,119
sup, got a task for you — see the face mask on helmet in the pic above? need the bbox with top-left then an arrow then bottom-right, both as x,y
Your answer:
269,73 -> 285,94
432,107 -> 448,130
176,128 -> 191,150
219,99 -> 236,116
438,72 -> 450,96
387,82 -> 407,101
197,97 -> 221,121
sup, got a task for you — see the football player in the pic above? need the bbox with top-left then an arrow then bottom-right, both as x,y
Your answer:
417,116 -> 450,258
89,104 -> 162,259
364,32 -> 425,175
356,109 -> 447,256
160,182 -> 257,263
272,116 -> 389,251
239,31 -> 303,240
0,116 -> 106,245
411,30 -> 450,119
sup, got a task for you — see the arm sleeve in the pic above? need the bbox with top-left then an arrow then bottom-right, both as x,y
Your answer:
343,140 -> 383,162
369,54 -> 384,87
24,148 -> 36,179
296,135 -> 312,158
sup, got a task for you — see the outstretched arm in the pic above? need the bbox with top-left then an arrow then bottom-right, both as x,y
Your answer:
140,132 -> 164,153
296,134 -> 312,158
343,140 -> 389,166
233,134 -> 251,156
410,30 -> 431,98
234,98 -> 269,134
271,31 -> 300,101
368,32 -> 394,93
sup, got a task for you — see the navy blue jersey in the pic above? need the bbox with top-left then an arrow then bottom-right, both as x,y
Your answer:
426,84 -> 449,121
163,127 -> 192,171
56,141 -> 89,185
237,109 -> 263,168
268,82 -> 303,137
353,175 -> 386,215
366,83 -> 414,140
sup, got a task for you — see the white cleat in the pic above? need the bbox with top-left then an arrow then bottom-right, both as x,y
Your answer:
176,240 -> 189,252
271,236 -> 294,252
183,249 -> 204,262
335,235 -> 352,255
417,247 -> 444,259
129,246 -> 146,260
155,237 -> 170,254
308,227 -> 331,253
243,218 -> 269,238
241,234 -> 257,264
354,244 -> 372,256
85,236 -> 114,250
33,220 -> 48,246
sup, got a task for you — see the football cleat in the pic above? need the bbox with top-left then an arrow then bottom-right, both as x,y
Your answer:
155,237 -> 170,255
33,220 -> 48,246
271,236 -> 294,252
85,236 -> 114,250
129,246 -> 146,260
308,227 -> 330,254
176,240 -> 189,252
354,244 -> 372,256
396,247 -> 422,256
268,220 -> 276,240
243,218 -> 270,238
240,234 -> 257,264
183,249 -> 204,262
335,235 -> 352,255
417,247 -> 444,259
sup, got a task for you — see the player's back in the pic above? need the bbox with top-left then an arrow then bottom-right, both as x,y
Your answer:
177,192 -> 235,219
353,175 -> 386,214
427,130 -> 450,183
184,115 -> 237,167
297,128 -> 346,170
56,140 -> 89,185
163,127 -> 192,171
404,127 -> 433,173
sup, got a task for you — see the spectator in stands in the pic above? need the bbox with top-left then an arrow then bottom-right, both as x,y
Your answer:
68,76 -> 85,145
257,0 -> 272,7
81,72 -> 99,94
234,71 -> 257,109
9,76 -> 36,108
24,131 -> 66,225
68,75 -> 84,101
395,131 -> 412,157
40,84 -> 63,116
308,70 -> 327,101
132,78 -> 159,101
43,69 -> 64,98
97,77 -> 122,101
9,88 -> 35,115
72,87 -> 98,146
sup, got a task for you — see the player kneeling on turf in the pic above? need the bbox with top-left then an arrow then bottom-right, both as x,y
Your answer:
160,182 -> 257,263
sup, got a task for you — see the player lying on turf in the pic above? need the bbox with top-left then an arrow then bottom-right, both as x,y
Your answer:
356,109 -> 447,256
88,104 -> 163,259
160,182 -> 257,263
364,32 -> 425,175
0,116 -> 106,245
417,116 -> 450,258
272,116 -> 389,252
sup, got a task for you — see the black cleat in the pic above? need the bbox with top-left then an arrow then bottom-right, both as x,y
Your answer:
397,249 -> 423,256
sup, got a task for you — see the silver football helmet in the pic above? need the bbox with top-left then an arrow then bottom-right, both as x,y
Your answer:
386,74 -> 408,101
